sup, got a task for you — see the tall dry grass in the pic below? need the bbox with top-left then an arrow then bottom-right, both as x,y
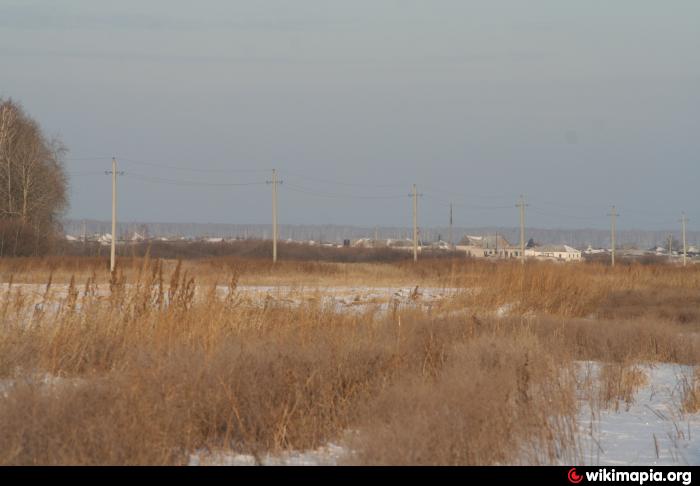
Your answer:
0,257 -> 699,464
3,254 -> 700,298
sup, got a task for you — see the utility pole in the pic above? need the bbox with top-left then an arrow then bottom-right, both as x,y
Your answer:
449,202 -> 453,249
267,169 -> 283,263
516,195 -> 528,264
608,206 -> 619,267
410,184 -> 423,262
668,234 -> 673,263
413,184 -> 418,262
681,212 -> 689,267
105,157 -> 123,273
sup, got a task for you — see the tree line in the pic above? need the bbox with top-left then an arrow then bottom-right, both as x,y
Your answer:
0,98 -> 68,256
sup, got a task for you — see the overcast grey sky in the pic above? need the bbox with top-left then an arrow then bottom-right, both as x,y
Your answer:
1,0 -> 698,230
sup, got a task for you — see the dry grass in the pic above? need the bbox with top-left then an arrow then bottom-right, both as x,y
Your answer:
0,256 -> 699,465
4,254 -> 700,297
681,367 -> 700,414
596,363 -> 648,411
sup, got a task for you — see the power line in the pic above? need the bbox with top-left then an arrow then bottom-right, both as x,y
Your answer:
527,197 -> 609,212
422,194 -> 513,210
127,172 -> 267,187
66,156 -> 269,173
120,157 -> 269,173
68,171 -> 110,177
66,155 -> 697,237
283,182 -> 407,200
420,183 -> 515,203
528,207 -> 603,222
279,169 -> 405,188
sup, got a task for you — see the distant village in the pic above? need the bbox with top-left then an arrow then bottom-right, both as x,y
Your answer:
65,227 -> 699,264
350,234 -> 698,263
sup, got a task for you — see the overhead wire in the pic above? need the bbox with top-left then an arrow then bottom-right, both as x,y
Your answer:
279,168 -> 405,189
126,172 -> 267,187
64,157 -> 696,231
66,156 -> 269,173
283,182 -> 407,200
422,194 -> 514,211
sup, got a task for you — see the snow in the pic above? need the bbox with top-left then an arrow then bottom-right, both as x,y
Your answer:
577,363 -> 700,466
0,283 -> 464,317
3,280 -> 699,466
189,363 -> 700,467
189,443 -> 348,466
0,373 -> 86,398
496,302 -> 515,317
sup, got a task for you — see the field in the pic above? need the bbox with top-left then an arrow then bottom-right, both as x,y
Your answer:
1,252 -> 700,465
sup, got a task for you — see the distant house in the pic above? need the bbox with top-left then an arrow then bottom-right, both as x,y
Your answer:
351,238 -> 418,251
98,233 -> 113,246
387,239 -> 419,252
457,235 -> 581,261
352,238 -> 382,248
456,235 -> 523,259
526,245 -> 582,261
584,245 -> 607,255
130,231 -> 147,242
427,240 -> 451,251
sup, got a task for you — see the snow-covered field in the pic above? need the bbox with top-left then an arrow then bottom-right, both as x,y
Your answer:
0,282 -> 465,316
577,363 -> 700,466
189,443 -> 348,466
2,282 -> 698,466
187,362 -> 700,466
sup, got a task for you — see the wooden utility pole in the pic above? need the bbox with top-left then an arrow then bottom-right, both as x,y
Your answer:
681,212 -> 689,267
608,206 -> 619,267
516,195 -> 527,264
268,169 -> 280,263
412,184 -> 418,262
668,234 -> 673,263
449,202 -> 453,249
105,158 -> 123,273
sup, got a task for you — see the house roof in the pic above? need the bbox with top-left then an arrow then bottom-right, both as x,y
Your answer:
532,245 -> 580,253
458,234 -> 512,248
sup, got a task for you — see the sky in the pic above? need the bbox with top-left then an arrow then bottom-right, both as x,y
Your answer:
1,0 -> 698,231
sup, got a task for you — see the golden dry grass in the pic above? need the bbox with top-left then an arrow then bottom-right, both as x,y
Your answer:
0,256 -> 699,465
682,367 -> 700,414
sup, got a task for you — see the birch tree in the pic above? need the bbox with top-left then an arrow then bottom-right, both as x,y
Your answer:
0,99 -> 68,255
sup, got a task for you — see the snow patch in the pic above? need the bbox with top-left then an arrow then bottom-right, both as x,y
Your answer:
577,363 -> 700,466
189,442 -> 348,466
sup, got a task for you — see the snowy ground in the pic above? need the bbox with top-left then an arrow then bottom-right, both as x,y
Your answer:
0,282 -> 465,316
189,363 -> 700,467
2,281 -> 697,466
189,443 -> 348,466
577,363 -> 700,466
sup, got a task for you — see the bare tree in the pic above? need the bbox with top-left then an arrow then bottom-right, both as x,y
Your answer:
0,99 -> 68,256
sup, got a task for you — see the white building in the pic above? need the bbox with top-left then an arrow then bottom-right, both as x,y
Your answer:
456,235 -> 523,258
526,245 -> 582,261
